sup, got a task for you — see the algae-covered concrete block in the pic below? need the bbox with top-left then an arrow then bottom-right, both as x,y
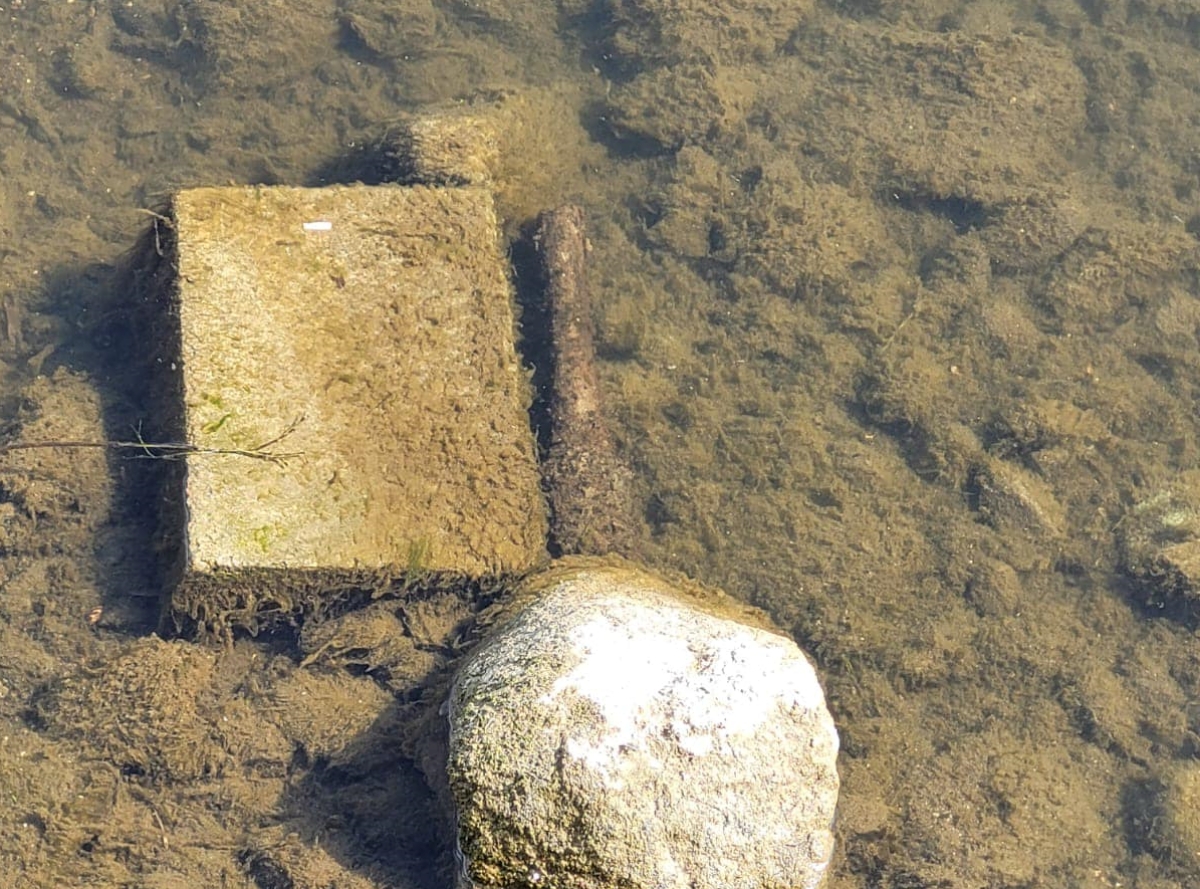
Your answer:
158,184 -> 546,634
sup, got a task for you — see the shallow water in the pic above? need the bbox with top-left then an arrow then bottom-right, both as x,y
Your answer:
2,0 -> 1200,887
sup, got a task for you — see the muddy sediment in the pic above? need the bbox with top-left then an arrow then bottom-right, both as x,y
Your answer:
3,1 -> 1200,888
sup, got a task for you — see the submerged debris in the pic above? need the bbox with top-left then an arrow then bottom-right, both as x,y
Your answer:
537,205 -> 638,558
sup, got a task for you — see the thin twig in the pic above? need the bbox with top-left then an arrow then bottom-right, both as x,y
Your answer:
135,207 -> 174,257
0,416 -> 304,466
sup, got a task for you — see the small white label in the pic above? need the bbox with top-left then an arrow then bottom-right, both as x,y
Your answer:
302,220 -> 333,232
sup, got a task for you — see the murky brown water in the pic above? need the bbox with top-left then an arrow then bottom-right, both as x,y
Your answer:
3,1 -> 1200,887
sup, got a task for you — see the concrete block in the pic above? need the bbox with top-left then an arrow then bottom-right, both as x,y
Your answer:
156,184 -> 545,634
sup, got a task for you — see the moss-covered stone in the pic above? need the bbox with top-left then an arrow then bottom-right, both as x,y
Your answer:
147,184 -> 546,636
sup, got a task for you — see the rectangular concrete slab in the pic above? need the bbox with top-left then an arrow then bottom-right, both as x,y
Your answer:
154,184 -> 546,635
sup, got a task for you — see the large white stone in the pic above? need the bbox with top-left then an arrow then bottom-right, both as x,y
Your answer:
446,564 -> 840,889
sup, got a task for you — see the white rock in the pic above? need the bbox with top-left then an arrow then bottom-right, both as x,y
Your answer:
446,564 -> 839,889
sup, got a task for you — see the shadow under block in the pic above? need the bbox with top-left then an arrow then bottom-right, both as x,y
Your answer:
161,185 -> 547,634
